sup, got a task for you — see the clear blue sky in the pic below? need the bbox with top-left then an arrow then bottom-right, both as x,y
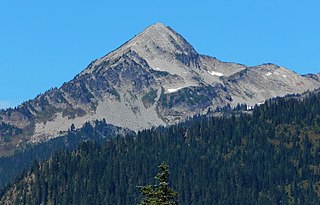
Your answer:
1,0 -> 319,109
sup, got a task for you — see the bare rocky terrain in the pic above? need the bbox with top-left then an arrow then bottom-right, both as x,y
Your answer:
0,22 -> 319,155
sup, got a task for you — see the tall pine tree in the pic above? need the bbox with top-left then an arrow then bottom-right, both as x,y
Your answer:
138,162 -> 179,205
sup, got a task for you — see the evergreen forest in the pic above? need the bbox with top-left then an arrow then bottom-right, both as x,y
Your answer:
0,92 -> 320,204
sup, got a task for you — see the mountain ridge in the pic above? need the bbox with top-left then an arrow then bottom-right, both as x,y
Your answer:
0,22 -> 319,155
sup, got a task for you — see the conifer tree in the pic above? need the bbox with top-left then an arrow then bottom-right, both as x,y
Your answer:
138,162 -> 179,205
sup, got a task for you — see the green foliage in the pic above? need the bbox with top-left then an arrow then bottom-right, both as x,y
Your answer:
0,120 -> 122,190
139,162 -> 179,205
1,91 -> 320,204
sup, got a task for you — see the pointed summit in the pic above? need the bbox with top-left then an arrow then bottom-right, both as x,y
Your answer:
143,22 -> 170,33
106,22 -> 197,60
104,22 -> 200,70
128,22 -> 198,57
139,22 -> 180,41
82,23 -> 200,75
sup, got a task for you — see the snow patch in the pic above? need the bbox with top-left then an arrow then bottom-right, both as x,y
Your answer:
208,70 -> 224,77
266,72 -> 272,76
247,105 -> 254,110
168,87 -> 183,93
282,75 -> 287,78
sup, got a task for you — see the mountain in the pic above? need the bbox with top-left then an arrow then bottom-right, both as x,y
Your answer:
0,23 -> 319,155
1,90 -> 320,204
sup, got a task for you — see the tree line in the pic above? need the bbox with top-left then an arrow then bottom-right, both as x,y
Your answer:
0,92 -> 320,204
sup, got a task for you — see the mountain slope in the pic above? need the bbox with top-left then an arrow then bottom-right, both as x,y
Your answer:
0,23 -> 319,154
1,90 -> 320,205
225,64 -> 320,105
0,119 -> 129,190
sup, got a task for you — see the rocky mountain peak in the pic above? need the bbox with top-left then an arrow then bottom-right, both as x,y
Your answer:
1,23 -> 320,155
139,22 -> 172,37
127,22 -> 198,57
83,23 -> 200,76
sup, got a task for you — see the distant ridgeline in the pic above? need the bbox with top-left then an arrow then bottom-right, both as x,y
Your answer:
0,91 -> 320,204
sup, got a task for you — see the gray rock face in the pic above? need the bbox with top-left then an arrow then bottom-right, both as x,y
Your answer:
0,23 -> 319,150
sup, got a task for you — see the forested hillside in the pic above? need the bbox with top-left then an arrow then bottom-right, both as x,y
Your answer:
1,92 -> 320,204
0,120 -> 126,189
